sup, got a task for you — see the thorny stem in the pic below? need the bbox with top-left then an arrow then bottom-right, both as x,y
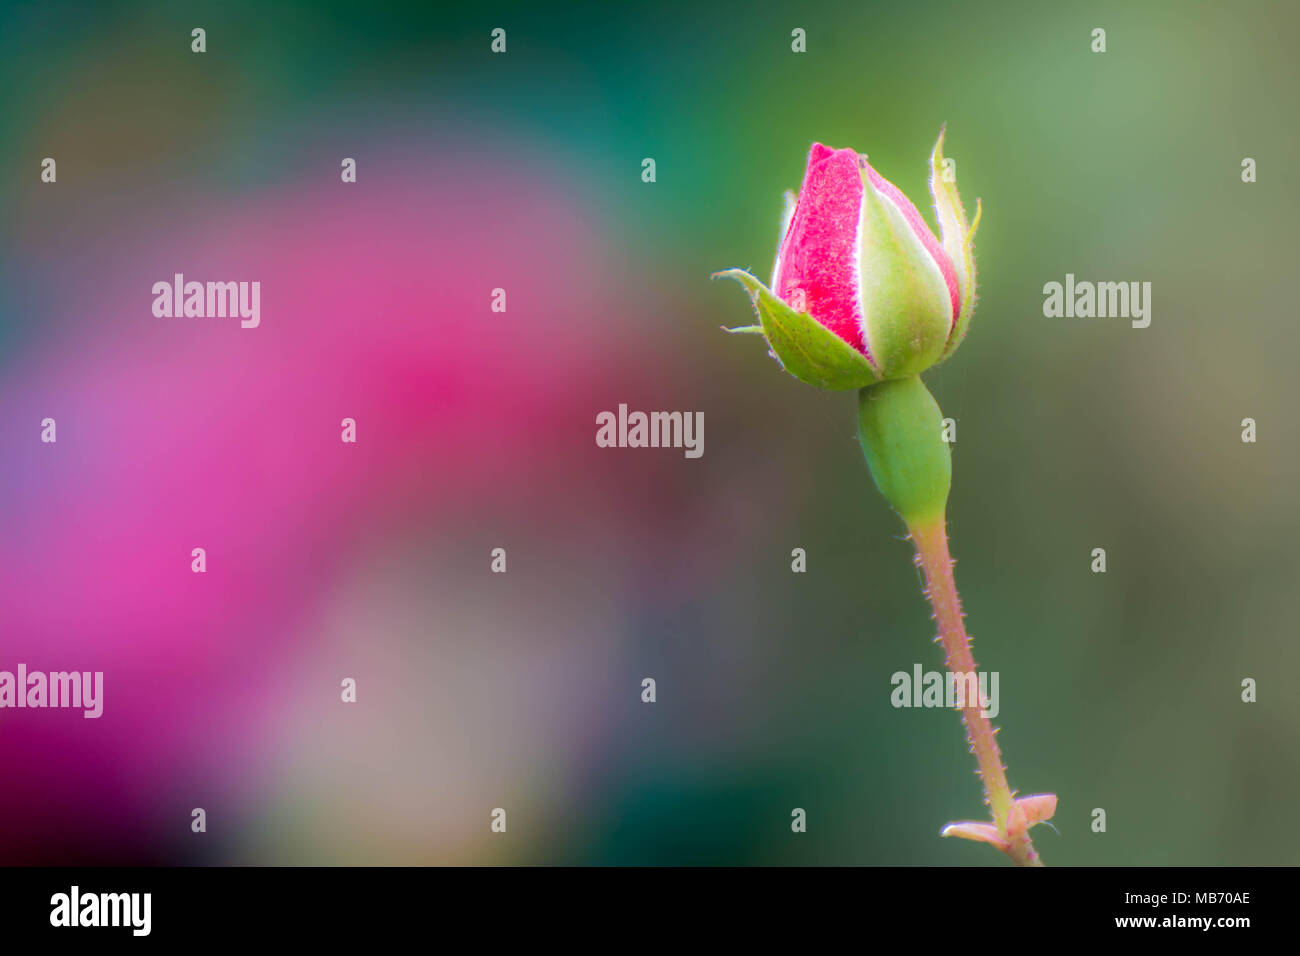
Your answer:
908,515 -> 1044,867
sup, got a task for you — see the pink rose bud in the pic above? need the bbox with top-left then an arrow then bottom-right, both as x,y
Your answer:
719,128 -> 980,390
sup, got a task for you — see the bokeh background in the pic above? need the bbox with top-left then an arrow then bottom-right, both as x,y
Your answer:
1,0 -> 1297,865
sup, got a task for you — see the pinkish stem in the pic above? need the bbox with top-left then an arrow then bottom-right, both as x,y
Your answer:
908,516 -> 1044,867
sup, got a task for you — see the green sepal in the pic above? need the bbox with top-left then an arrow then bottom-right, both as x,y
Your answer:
715,268 -> 880,391
857,168 -> 954,379
857,375 -> 951,524
929,126 -> 981,363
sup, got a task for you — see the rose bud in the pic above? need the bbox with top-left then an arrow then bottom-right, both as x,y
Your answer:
718,127 -> 979,390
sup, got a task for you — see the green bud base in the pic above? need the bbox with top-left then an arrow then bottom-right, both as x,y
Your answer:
856,375 -> 951,525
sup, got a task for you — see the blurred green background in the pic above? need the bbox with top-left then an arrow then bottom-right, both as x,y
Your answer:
3,0 -> 1297,865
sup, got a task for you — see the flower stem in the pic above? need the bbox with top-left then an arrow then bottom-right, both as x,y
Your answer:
908,515 -> 1044,867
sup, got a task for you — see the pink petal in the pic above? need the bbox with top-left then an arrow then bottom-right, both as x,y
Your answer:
773,144 -> 870,356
